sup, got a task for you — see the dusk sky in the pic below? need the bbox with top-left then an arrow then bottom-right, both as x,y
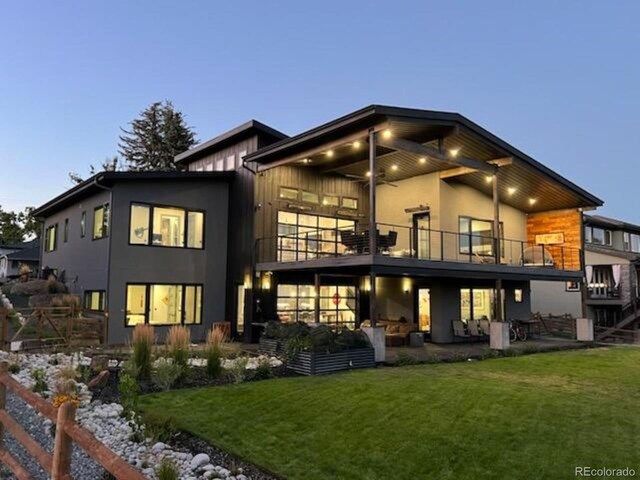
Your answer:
1,1 -> 638,222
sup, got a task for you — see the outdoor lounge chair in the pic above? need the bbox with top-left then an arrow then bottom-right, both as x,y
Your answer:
467,320 -> 483,337
452,320 -> 470,338
479,319 -> 491,337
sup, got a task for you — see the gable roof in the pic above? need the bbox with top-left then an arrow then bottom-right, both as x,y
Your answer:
585,214 -> 640,234
175,120 -> 288,165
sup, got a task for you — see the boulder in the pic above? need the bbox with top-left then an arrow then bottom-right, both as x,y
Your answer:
190,453 -> 210,469
89,355 -> 110,372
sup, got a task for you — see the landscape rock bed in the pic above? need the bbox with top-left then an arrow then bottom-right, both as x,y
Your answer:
1,351 -> 280,479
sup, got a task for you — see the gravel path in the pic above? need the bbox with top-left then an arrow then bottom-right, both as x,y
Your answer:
3,392 -> 106,480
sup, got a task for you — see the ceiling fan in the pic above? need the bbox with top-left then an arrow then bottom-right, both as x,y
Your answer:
345,168 -> 398,187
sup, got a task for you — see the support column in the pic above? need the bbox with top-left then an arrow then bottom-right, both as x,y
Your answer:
492,170 -> 503,323
314,273 -> 321,324
363,270 -> 385,362
368,128 -> 377,255
369,271 -> 377,327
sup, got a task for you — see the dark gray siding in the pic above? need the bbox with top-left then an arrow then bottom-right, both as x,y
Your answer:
106,179 -> 230,344
40,190 -> 111,295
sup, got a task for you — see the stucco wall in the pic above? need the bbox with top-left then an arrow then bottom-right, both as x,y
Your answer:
40,190 -> 111,295
107,179 -> 230,344
530,280 -> 582,318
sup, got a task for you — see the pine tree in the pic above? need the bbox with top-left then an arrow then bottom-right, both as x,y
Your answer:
118,101 -> 196,171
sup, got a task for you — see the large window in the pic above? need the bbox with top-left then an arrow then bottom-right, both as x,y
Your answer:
623,232 -> 640,253
129,203 -> 204,249
460,288 -> 503,323
84,290 -> 106,311
585,226 -> 611,246
276,284 -> 357,329
93,204 -> 110,240
44,224 -> 57,252
277,211 -> 355,261
459,216 -> 503,257
125,284 -> 202,326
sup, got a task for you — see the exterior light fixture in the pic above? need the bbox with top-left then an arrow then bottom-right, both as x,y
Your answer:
391,164 -> 398,171
507,187 -> 517,195
353,141 -> 361,149
485,176 -> 493,183
449,148 -> 460,157
326,150 -> 334,157
382,129 -> 392,139
529,198 -> 537,205
365,171 -> 372,177
419,157 -> 427,164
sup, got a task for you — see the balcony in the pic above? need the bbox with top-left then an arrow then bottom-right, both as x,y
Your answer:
255,222 -> 582,275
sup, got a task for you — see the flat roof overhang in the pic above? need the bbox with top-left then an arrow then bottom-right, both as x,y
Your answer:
256,255 -> 583,282
245,105 -> 603,214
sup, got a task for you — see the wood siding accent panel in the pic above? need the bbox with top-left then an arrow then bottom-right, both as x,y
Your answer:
527,209 -> 583,270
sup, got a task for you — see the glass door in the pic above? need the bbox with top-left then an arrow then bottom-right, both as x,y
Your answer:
418,288 -> 431,334
413,213 -> 430,259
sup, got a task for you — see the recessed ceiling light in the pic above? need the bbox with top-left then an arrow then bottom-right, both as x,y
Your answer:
365,171 -> 372,177
353,141 -> 361,149
301,158 -> 311,164
326,150 -> 334,157
485,176 -> 493,183
391,164 -> 399,171
382,129 -> 392,139
529,198 -> 537,205
508,187 -> 517,195
419,157 -> 427,164
449,148 -> 460,157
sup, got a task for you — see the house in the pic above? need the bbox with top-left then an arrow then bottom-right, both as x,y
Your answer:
34,105 -> 603,345
532,214 -> 640,335
0,239 -> 40,280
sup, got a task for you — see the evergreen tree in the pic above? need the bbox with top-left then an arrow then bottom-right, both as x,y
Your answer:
69,156 -> 121,185
118,101 -> 196,171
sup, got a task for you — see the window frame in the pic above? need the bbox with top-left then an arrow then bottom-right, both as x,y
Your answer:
276,283 -> 357,329
322,194 -> 340,207
127,202 -> 206,250
341,196 -> 358,210
585,226 -> 612,246
279,187 -> 299,201
124,283 -> 203,327
83,290 -> 106,311
92,203 -> 110,240
301,190 -> 320,204
566,281 -> 581,292
44,224 -> 58,252
458,215 -> 504,257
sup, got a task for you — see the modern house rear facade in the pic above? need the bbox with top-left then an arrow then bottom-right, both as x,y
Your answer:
34,105 -> 603,344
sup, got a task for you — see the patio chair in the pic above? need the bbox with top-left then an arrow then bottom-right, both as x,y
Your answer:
479,319 -> 491,337
467,320 -> 483,337
452,320 -> 470,338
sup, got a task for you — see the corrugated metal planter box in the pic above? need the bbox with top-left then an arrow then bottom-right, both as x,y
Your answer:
287,348 -> 375,376
258,338 -> 282,355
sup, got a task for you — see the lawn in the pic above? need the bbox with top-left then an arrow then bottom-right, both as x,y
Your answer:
140,347 -> 640,480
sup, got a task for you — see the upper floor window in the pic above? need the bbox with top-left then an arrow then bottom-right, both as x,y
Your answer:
80,211 -> 86,238
301,191 -> 319,204
93,204 -> 110,240
585,226 -> 611,246
342,197 -> 358,210
322,195 -> 339,207
129,203 -> 204,249
623,232 -> 640,253
279,187 -> 298,200
459,216 -> 503,257
44,224 -> 57,252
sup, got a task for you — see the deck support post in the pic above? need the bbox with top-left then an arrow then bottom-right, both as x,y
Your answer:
369,271 -> 377,327
314,273 -> 321,324
368,128 -> 377,255
492,171 -> 503,323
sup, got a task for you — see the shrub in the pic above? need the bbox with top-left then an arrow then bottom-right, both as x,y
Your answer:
251,358 -> 274,381
166,326 -> 190,370
46,278 -> 67,294
263,320 -> 283,339
151,358 -> 182,391
31,369 -> 48,394
118,373 -> 139,415
226,357 -> 248,384
395,352 -> 419,366
156,458 -> 179,480
142,411 -> 177,443
8,363 -> 20,374
205,326 -> 227,378
132,324 -> 154,379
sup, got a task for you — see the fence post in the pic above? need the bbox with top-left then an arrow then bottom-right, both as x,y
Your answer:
52,401 -> 76,480
0,362 -> 6,448
0,309 -> 7,352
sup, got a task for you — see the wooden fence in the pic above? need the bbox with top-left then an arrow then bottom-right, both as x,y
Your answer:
534,313 -> 576,339
0,307 -> 107,351
0,362 -> 144,480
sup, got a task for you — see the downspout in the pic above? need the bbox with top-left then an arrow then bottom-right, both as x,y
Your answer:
93,174 -> 113,344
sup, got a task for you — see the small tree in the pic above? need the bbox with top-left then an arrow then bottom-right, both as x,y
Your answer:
118,101 -> 196,171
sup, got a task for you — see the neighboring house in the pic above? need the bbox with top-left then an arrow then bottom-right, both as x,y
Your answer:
532,214 -> 640,332
35,105 -> 603,344
0,239 -> 40,280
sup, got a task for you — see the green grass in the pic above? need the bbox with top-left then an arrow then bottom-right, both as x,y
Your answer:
140,347 -> 640,480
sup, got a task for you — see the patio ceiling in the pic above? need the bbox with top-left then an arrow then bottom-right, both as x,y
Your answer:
247,105 -> 603,213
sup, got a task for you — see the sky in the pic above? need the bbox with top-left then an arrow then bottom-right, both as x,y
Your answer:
1,1 -> 639,222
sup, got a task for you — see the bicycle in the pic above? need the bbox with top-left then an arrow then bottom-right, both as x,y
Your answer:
509,319 -> 528,342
